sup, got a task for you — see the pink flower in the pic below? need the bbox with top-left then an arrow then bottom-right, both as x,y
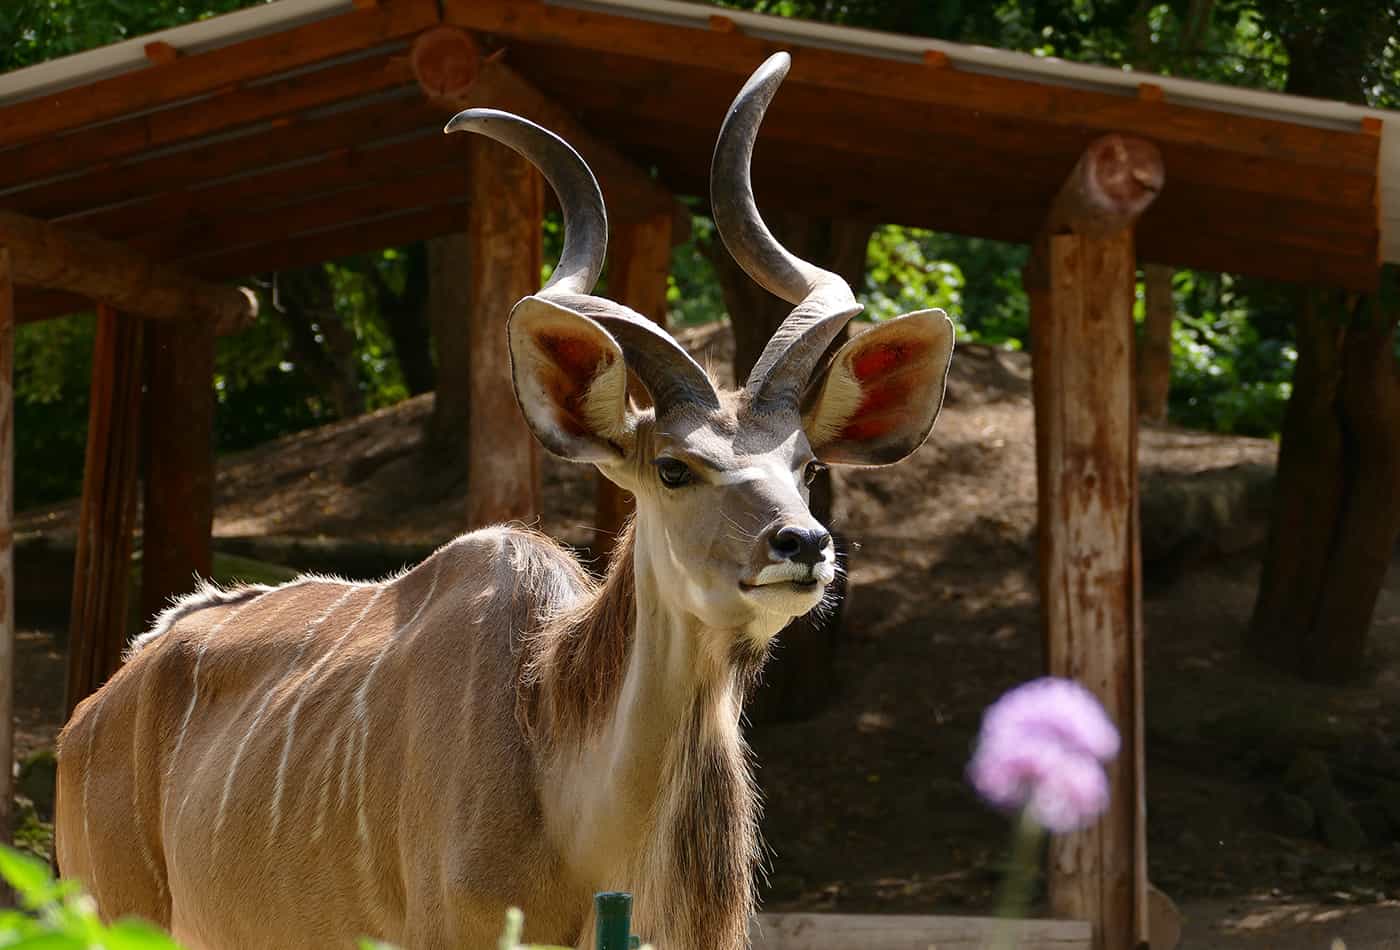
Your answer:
966,677 -> 1120,833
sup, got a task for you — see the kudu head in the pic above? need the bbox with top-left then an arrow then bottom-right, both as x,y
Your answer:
445,52 -> 953,643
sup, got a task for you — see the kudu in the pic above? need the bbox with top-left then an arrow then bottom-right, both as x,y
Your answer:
54,52 -> 953,950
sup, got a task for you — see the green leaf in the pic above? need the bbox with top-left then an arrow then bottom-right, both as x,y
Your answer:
101,919 -> 186,950
0,848 -> 56,905
1,935 -> 85,950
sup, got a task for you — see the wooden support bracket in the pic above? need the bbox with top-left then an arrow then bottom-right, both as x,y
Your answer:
143,41 -> 181,65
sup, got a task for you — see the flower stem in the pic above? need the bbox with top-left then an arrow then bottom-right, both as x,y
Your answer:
989,810 -> 1044,950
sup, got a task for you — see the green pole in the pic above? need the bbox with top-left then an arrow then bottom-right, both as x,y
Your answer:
594,892 -> 632,950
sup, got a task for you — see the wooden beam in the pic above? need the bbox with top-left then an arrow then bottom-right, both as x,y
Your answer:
6,95 -> 443,220
0,249 -> 14,859
751,913 -> 1092,949
0,0 -> 438,149
162,163 -> 471,263
418,40 -> 685,229
187,199 -> 471,282
139,318 -> 216,630
444,0 -> 1378,174
1027,136 -> 1160,950
465,135 -> 542,527
594,211 -> 672,558
1137,263 -> 1173,423
0,210 -> 257,333
65,306 -> 144,719
0,51 -> 416,191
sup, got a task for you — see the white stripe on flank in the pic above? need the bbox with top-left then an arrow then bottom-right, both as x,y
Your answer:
270,585 -> 384,840
130,693 -> 167,905
82,687 -> 111,904
351,560 -> 440,845
162,586 -> 285,833
210,585 -> 356,853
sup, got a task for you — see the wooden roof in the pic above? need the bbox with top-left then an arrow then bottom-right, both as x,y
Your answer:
0,0 -> 1389,324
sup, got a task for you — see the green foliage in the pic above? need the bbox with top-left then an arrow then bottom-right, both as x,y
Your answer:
1161,272 -> 1295,436
0,845 -> 182,949
0,847 -> 646,950
14,316 -> 95,511
0,0 -> 265,70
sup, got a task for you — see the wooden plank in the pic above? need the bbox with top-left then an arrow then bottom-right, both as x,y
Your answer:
0,210 -> 257,332
139,318 -> 216,630
65,306 -> 144,718
186,199 -> 471,281
0,248 -> 14,858
751,913 -> 1092,949
1030,233 -> 1146,950
593,211 -> 672,558
508,41 -> 1377,213
432,55 -> 682,225
52,130 -> 451,244
0,51 -> 416,191
0,0 -> 438,149
465,135 -> 541,527
4,94 -> 444,220
444,0 -> 1378,174
160,163 -> 472,262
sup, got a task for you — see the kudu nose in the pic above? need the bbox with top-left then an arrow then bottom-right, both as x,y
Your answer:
768,525 -> 832,567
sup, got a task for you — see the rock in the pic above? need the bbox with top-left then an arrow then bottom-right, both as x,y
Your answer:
1138,463 -> 1274,579
1321,809 -> 1368,852
1285,749 -> 1333,790
1354,800 -> 1394,844
1263,789 -> 1316,838
1378,782 -> 1400,828
17,748 -> 57,818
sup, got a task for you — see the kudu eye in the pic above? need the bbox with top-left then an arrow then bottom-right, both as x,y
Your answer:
655,457 -> 694,489
803,461 -> 825,487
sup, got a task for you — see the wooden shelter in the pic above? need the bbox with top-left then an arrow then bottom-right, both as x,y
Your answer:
0,1 -> 1395,946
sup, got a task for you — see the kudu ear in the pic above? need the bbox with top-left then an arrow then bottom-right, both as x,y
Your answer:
509,295 -> 634,463
800,309 -> 955,466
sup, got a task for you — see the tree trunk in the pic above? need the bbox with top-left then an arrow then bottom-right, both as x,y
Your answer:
707,212 -> 873,724
1248,279 -> 1400,680
1245,2 -> 1396,681
424,232 -> 473,471
1137,263 -> 1173,422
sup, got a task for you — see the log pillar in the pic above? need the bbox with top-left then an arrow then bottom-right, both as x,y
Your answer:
594,212 -> 673,559
0,249 -> 14,852
140,318 -> 217,628
465,135 -> 543,527
65,305 -> 144,718
1025,134 -> 1162,950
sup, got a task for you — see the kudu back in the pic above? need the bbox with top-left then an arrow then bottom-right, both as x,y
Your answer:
54,53 -> 954,950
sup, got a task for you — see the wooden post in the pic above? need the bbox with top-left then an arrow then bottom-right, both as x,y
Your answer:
1137,264 -> 1174,423
0,249 -> 15,855
65,305 -> 144,718
465,136 -> 543,527
140,318 -> 216,628
594,212 -> 673,558
1026,134 -> 1162,950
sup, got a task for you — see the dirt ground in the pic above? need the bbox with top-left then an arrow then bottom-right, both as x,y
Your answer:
14,323 -> 1400,947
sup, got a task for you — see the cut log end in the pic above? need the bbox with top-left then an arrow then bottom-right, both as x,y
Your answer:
411,26 -> 482,101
